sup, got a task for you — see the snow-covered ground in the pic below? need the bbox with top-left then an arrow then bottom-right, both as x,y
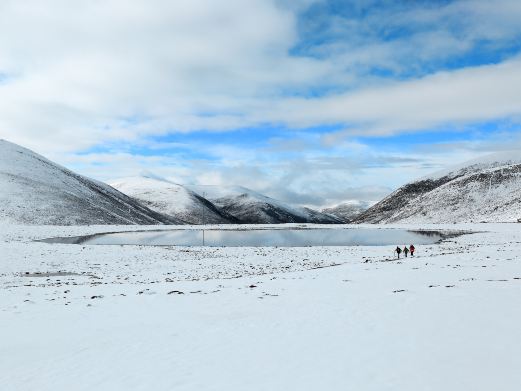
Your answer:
1,223 -> 521,390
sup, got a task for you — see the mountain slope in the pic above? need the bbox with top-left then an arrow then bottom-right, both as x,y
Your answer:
321,201 -> 372,222
355,152 -> 521,223
0,140 -> 181,225
110,177 -> 239,224
188,185 -> 344,224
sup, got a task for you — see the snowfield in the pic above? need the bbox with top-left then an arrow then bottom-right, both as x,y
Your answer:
1,223 -> 521,390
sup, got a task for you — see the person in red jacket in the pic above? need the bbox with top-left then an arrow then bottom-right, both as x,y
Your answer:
409,244 -> 415,257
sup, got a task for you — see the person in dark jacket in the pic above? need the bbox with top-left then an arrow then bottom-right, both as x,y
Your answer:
395,246 -> 402,259
409,244 -> 415,257
403,246 -> 409,257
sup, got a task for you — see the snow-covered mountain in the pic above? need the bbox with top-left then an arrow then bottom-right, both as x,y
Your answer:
110,177 -> 239,224
355,151 -> 521,223
188,185 -> 344,224
0,140 -> 181,225
322,201 -> 372,222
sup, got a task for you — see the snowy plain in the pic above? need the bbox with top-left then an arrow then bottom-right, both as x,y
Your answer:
1,223 -> 521,391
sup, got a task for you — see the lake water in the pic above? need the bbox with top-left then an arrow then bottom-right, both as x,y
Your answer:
41,228 -> 446,247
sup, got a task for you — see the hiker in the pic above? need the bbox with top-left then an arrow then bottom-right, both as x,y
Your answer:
395,246 -> 402,259
403,246 -> 409,258
409,244 -> 415,257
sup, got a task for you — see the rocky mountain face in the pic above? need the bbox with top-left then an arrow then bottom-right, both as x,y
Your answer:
354,152 -> 521,223
0,140 -> 180,225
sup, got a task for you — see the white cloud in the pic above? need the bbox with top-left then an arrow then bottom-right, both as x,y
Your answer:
1,0 -> 521,156
275,57 -> 521,141
0,0 -> 330,153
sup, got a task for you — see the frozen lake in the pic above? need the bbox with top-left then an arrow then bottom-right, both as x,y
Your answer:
41,228 -> 447,247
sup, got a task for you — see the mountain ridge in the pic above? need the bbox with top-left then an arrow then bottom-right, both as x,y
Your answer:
321,201 -> 372,222
110,177 -> 240,224
0,140 -> 181,225
187,185 -> 344,224
354,152 -> 521,223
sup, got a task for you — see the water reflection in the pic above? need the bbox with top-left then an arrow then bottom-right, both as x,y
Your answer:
55,228 -> 445,247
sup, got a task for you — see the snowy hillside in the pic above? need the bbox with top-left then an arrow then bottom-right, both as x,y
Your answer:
0,140 -> 181,225
322,201 -> 372,222
188,185 -> 344,224
110,177 -> 239,224
355,151 -> 521,223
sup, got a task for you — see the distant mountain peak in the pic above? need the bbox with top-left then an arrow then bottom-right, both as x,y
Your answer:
110,176 -> 239,224
138,170 -> 168,181
322,201 -> 372,222
187,185 -> 343,224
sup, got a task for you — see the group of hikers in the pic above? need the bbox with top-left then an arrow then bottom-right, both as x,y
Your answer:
395,244 -> 415,259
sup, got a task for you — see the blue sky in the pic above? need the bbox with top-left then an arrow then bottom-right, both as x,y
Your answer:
1,0 -> 521,207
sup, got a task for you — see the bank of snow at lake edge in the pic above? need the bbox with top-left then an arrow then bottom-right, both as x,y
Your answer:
1,223 -> 520,391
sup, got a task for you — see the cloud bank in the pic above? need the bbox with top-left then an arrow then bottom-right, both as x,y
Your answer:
1,0 -> 520,207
